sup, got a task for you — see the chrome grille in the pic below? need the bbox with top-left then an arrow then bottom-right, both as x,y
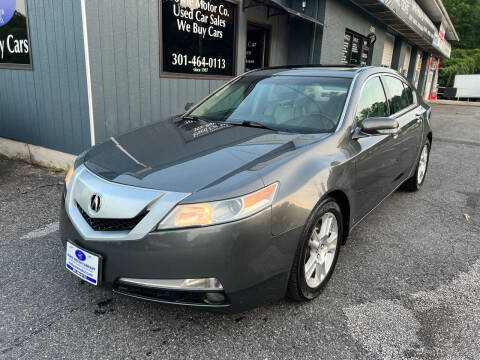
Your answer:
77,203 -> 147,232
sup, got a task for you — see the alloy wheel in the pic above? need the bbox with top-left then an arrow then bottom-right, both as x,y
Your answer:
417,144 -> 429,184
304,212 -> 339,288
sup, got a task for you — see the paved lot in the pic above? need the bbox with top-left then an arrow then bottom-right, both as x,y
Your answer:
1,103 -> 479,359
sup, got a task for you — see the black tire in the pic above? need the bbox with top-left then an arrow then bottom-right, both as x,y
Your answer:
287,197 -> 343,301
401,139 -> 431,192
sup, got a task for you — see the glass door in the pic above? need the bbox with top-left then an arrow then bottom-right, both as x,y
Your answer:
245,22 -> 271,72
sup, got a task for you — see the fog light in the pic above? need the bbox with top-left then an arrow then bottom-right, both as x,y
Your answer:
204,292 -> 226,305
181,278 -> 222,290
118,277 -> 223,291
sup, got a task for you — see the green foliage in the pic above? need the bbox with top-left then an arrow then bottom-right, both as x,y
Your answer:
438,49 -> 480,87
438,1 -> 480,86
443,0 -> 480,49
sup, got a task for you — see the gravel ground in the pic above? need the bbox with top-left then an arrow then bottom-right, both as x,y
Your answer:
0,103 -> 479,359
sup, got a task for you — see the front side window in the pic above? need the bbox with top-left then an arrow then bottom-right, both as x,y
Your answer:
190,76 -> 352,133
403,83 -> 415,106
383,76 -> 411,114
355,77 -> 389,126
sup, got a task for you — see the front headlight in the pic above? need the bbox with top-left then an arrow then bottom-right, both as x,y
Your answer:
65,149 -> 90,190
64,167 -> 74,190
157,182 -> 278,230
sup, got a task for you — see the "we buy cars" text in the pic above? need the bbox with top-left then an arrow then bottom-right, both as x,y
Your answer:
0,35 -> 29,60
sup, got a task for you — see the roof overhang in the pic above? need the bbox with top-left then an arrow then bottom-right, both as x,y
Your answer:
350,0 -> 452,58
243,0 -> 324,27
415,0 -> 459,42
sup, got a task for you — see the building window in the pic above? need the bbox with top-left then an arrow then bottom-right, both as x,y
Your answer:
0,0 -> 32,70
381,33 -> 395,68
413,51 -> 423,88
341,30 -> 371,66
402,44 -> 412,76
160,0 -> 238,79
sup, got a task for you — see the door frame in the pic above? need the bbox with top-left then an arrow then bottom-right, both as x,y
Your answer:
351,73 -> 399,220
381,73 -> 423,181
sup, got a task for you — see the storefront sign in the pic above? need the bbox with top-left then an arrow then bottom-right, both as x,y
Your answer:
340,33 -> 351,64
433,22 -> 451,58
439,39 -> 451,58
0,0 -> 31,69
379,0 -> 451,58
380,0 -> 437,43
160,0 -> 237,77
341,30 -> 370,66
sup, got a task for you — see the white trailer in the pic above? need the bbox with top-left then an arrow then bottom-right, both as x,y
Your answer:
454,75 -> 480,99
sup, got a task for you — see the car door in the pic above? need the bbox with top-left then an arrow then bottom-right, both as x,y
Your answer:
382,75 -> 423,187
353,76 -> 401,220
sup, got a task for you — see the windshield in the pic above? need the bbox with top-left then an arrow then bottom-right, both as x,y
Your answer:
189,75 -> 352,133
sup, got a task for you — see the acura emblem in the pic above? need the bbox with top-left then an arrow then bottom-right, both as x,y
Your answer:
90,194 -> 102,213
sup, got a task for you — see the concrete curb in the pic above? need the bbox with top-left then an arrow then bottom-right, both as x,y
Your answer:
0,137 -> 75,170
427,100 -> 480,107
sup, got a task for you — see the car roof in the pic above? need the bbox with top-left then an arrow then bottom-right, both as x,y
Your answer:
244,65 -> 399,79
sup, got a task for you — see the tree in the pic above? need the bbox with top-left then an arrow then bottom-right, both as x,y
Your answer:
442,0 -> 480,49
437,0 -> 480,86
439,49 -> 480,87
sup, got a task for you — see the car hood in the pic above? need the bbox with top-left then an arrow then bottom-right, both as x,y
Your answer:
83,117 -> 329,194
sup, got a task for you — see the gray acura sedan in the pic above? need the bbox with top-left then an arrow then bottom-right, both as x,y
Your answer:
60,66 -> 432,312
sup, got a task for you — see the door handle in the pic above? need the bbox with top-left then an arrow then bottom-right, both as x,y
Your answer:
415,112 -> 424,124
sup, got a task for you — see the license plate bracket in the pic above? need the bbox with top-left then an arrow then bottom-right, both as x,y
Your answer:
65,242 -> 102,286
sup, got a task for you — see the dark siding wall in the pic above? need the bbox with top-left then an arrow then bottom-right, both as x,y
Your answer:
85,0 -> 227,143
85,0 -> 291,143
320,0 -> 388,66
287,22 -> 314,65
0,0 -> 91,155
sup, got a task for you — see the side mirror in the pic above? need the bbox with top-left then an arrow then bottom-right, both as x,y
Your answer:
360,117 -> 399,135
184,102 -> 195,111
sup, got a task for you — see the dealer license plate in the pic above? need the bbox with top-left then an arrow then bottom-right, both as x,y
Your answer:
65,242 -> 100,286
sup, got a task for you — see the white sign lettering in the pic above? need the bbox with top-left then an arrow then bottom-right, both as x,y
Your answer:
162,0 -> 236,76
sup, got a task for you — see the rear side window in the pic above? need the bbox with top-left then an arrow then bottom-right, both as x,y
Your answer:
355,77 -> 389,125
383,76 -> 412,114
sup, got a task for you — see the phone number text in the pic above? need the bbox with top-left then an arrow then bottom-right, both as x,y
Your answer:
171,53 -> 226,70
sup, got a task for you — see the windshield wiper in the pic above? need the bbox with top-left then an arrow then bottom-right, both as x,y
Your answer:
182,115 -> 204,122
227,120 -> 278,131
184,116 -> 279,131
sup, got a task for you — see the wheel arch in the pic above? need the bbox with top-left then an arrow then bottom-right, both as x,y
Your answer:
427,131 -> 432,146
322,189 -> 351,244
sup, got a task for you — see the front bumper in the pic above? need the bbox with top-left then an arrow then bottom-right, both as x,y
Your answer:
60,197 -> 302,313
